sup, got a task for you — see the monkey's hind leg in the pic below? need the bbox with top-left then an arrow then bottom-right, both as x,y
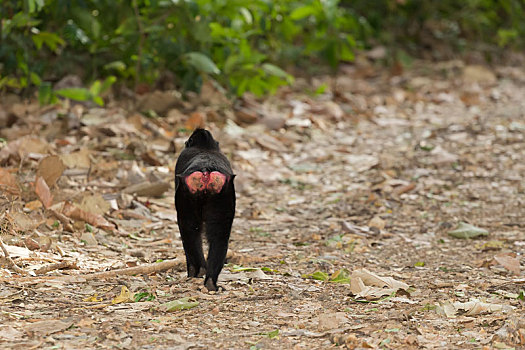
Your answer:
177,209 -> 206,277
203,220 -> 232,291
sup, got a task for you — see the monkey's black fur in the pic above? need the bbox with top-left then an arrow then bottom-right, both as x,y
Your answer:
175,129 -> 235,291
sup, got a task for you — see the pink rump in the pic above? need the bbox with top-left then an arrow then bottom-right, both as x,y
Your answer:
185,171 -> 227,194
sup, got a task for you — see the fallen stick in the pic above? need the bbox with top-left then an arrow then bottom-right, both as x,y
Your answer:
0,236 -> 26,275
82,258 -> 183,280
48,208 -> 74,232
35,261 -> 78,275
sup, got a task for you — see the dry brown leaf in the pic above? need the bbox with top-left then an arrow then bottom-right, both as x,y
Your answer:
7,212 -> 39,232
62,201 -> 116,231
18,137 -> 52,157
494,253 -> 521,275
255,134 -> 287,152
235,108 -> 258,124
463,65 -> 497,84
392,182 -> 416,196
317,312 -> 348,331
80,231 -> 98,246
350,268 -> 409,300
260,113 -> 286,130
24,237 -> 40,250
136,90 -> 181,114
439,300 -> 515,318
368,216 -> 385,230
25,319 -> 74,336
141,149 -> 163,166
429,145 -> 459,164
112,286 -> 133,304
25,199 -> 43,211
35,176 -> 53,209
0,168 -> 19,195
37,155 -> 66,187
3,244 -> 31,258
78,193 -> 111,215
185,111 -> 206,130
199,81 -> 229,105
122,181 -> 170,197
0,325 -> 24,341
60,148 -> 91,168
344,155 -> 379,173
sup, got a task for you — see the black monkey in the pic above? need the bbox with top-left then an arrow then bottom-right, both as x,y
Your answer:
175,129 -> 236,291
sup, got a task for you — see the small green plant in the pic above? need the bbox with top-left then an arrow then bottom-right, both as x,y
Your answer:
134,292 -> 156,302
55,76 -> 116,106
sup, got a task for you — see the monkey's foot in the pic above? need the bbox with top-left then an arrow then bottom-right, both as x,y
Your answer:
204,278 -> 218,292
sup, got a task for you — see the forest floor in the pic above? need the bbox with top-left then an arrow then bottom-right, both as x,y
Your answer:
0,57 -> 524,349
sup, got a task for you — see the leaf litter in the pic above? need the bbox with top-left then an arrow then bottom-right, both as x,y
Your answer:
0,59 -> 524,349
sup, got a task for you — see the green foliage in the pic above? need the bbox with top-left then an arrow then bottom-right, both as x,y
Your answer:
303,268 -> 351,283
1,0 -> 523,101
134,292 -> 155,302
39,76 -> 115,106
160,297 -> 199,312
345,0 -> 525,54
1,0 -> 359,98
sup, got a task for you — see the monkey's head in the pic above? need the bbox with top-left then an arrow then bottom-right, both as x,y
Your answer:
185,128 -> 220,150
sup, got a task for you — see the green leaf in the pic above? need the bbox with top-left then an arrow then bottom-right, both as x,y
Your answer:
223,55 -> 239,74
160,297 -> 199,312
304,269 -> 351,283
55,88 -> 92,102
27,0 -> 45,13
303,271 -> 329,281
104,61 -> 127,72
267,329 -> 279,339
385,328 -> 400,333
248,77 -> 267,96
231,265 -> 259,272
134,292 -> 155,302
239,7 -> 253,24
340,40 -> 355,62
261,63 -> 289,79
92,96 -> 104,106
89,80 -> 102,95
290,5 -> 317,20
184,52 -> 220,75
38,82 -> 56,105
100,76 -> 116,94
0,77 -> 22,89
30,72 -> 42,86
330,269 -> 351,284
91,19 -> 101,40
260,267 -> 278,273
448,222 -> 489,239
19,77 -> 28,88
315,83 -> 327,95
32,31 -> 65,52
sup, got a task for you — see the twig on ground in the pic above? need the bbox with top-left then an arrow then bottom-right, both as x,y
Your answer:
82,258 -> 183,280
35,261 -> 78,275
48,208 -> 74,232
0,236 -> 26,274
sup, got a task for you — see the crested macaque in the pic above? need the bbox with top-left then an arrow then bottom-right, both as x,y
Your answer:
174,129 -> 236,291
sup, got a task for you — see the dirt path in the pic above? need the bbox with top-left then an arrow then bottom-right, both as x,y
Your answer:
0,61 -> 524,349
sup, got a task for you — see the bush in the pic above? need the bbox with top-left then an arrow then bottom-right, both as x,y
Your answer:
0,0 -> 359,100
1,0 -> 523,102
346,0 -> 525,55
